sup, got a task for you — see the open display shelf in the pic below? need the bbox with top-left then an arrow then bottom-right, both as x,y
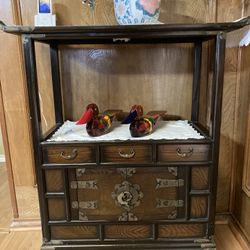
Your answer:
1,17 -> 250,249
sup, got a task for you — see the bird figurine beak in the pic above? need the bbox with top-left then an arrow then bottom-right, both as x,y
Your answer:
76,103 -> 99,125
76,108 -> 94,125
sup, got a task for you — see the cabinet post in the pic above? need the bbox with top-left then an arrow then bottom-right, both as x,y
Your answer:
22,35 -> 50,241
50,43 -> 63,124
209,33 -> 226,235
191,42 -> 202,123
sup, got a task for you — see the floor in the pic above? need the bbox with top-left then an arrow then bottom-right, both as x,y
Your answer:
0,166 -> 12,232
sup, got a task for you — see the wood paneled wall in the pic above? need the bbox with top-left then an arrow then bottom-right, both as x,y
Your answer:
0,0 -> 35,186
0,0 -> 249,238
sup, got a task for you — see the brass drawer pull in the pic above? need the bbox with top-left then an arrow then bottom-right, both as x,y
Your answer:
60,149 -> 78,160
176,147 -> 193,158
118,148 -> 135,159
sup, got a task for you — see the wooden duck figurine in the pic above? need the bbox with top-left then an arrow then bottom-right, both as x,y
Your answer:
129,111 -> 166,137
76,103 -> 121,137
121,104 -> 143,124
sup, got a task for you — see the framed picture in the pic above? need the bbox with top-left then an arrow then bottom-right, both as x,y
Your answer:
38,0 -> 52,14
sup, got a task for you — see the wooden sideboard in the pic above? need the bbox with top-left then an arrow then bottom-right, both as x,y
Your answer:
1,18 -> 250,249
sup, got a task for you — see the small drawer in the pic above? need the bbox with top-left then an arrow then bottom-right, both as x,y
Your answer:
158,144 -> 210,162
43,145 -> 96,164
101,144 -> 152,164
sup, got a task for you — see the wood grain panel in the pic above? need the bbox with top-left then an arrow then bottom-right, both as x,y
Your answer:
0,0 -> 35,187
45,170 -> 64,192
48,199 -> 65,221
160,0 -> 216,24
43,145 -> 95,164
101,144 -> 152,164
191,196 -> 208,218
232,41 -> 250,238
192,167 -> 209,190
35,42 -> 56,136
60,44 -> 193,122
216,0 -> 243,213
158,144 -> 210,162
158,223 -> 205,238
51,225 -> 98,239
242,111 -> 250,197
129,167 -> 184,220
105,225 -> 151,239
74,168 -> 123,221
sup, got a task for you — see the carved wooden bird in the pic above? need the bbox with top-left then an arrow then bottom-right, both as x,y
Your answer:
129,111 -> 166,137
76,103 -> 121,137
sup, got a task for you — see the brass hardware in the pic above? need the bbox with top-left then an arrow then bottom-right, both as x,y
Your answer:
60,148 -> 78,160
70,180 -> 98,190
117,168 -> 136,177
176,147 -> 193,158
156,178 -> 184,189
156,199 -> 184,208
118,148 -> 135,159
119,212 -> 138,221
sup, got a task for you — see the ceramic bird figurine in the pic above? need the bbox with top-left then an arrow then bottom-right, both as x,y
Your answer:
76,103 -> 122,137
129,111 -> 166,137
121,104 -> 143,124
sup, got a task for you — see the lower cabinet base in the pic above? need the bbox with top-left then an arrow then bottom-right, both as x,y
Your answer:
41,239 -> 216,250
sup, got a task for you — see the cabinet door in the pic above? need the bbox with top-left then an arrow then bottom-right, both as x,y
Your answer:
69,167 -> 186,221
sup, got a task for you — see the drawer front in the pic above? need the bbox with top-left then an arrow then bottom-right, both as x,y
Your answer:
101,144 -> 152,164
43,146 -> 96,164
158,144 -> 210,162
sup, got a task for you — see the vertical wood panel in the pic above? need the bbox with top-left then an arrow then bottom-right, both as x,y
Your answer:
0,0 -> 35,186
216,0 -> 243,212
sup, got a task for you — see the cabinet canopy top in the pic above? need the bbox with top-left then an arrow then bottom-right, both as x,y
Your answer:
0,17 -> 249,41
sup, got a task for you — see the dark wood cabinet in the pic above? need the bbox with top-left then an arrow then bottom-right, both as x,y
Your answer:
2,18 -> 250,249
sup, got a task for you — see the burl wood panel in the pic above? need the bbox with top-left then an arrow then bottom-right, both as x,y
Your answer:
45,170 -> 64,192
191,167 -> 209,190
130,167 -> 185,220
158,223 -> 205,238
104,225 -> 151,239
50,225 -> 98,239
48,199 -> 66,221
71,167 -> 184,221
158,144 -> 210,162
43,145 -> 95,164
101,144 -> 152,164
73,168 -> 124,221
191,196 -> 208,218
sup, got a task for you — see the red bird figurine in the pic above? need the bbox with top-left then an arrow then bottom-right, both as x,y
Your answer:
76,103 -> 122,137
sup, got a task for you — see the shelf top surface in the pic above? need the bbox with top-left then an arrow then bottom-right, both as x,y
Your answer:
1,16 -> 250,41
